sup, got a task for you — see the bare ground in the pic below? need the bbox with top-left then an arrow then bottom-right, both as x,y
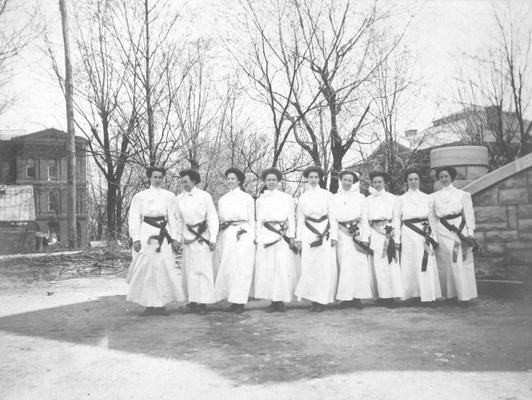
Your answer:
0,274 -> 531,400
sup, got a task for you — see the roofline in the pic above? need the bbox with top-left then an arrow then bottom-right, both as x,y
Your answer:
463,152 -> 532,195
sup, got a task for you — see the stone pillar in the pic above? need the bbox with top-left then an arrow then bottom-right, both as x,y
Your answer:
430,145 -> 489,190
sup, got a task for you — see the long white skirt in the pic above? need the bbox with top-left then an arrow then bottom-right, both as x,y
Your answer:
214,225 -> 255,304
400,223 -> 441,302
253,240 -> 299,303
436,218 -> 477,301
369,225 -> 404,299
336,230 -> 373,300
127,239 -> 185,307
295,239 -> 337,305
182,241 -> 216,304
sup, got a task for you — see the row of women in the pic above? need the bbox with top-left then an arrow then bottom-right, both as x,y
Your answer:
126,164 -> 477,316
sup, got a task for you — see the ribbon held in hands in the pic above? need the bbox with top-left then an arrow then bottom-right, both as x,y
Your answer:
338,220 -> 373,255
304,215 -> 330,248
403,218 -> 438,272
439,213 -> 479,262
184,220 -> 212,246
143,216 -> 173,252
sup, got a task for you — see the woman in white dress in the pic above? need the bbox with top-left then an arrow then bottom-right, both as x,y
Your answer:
395,167 -> 441,305
176,169 -> 219,315
254,168 -> 299,312
295,166 -> 338,312
127,167 -> 185,316
433,166 -> 478,306
366,171 -> 403,308
214,168 -> 256,313
331,170 -> 373,309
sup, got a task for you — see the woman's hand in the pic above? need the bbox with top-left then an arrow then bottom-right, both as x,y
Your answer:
330,239 -> 338,247
133,240 -> 141,252
294,240 -> 302,251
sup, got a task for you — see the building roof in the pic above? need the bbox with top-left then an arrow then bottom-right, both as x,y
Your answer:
0,185 -> 36,221
11,128 -> 87,145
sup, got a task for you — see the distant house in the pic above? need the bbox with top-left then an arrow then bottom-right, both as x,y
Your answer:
0,128 -> 88,253
351,105 -> 530,194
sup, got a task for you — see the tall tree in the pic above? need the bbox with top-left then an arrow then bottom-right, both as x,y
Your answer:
58,0 -> 77,248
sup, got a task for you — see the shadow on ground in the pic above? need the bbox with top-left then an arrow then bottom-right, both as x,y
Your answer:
0,295 -> 531,385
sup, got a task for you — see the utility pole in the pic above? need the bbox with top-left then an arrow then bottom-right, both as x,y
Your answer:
59,0 -> 77,248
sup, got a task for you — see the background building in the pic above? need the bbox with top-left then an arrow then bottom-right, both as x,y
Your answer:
0,128 -> 88,253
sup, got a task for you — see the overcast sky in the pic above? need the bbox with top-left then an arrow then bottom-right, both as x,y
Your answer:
0,0 -> 527,140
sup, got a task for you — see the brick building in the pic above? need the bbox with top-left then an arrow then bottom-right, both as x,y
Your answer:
0,128 -> 88,251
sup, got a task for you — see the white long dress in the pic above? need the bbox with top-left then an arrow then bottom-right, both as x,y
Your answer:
176,187 -> 219,304
432,184 -> 478,301
127,186 -> 186,307
395,189 -> 441,302
214,187 -> 256,304
367,190 -> 404,299
254,189 -> 299,303
295,186 -> 338,305
331,189 -> 373,301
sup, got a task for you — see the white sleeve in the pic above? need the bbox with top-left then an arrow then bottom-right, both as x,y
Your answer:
247,195 -> 256,240
428,195 -> 439,242
128,193 -> 142,242
393,196 -> 402,244
166,193 -> 180,242
206,193 -> 219,243
359,196 -> 369,242
296,195 -> 304,241
175,196 -> 185,243
462,191 -> 476,236
328,196 -> 338,241
287,195 -> 296,239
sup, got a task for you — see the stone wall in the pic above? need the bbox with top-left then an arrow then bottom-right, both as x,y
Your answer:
471,167 -> 532,282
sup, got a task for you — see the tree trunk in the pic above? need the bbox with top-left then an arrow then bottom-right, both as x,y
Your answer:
106,180 -> 118,240
59,0 -> 77,249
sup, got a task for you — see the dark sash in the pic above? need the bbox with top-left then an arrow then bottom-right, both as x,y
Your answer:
220,220 -> 248,241
263,220 -> 299,253
402,217 -> 438,272
184,220 -> 212,246
439,213 -> 479,262
338,220 -> 373,255
304,215 -> 330,247
143,216 -> 172,252
369,219 -> 396,263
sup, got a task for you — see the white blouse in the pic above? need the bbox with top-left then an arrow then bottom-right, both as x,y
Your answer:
366,190 -> 396,222
255,189 -> 296,243
218,187 -> 256,238
296,186 -> 337,241
432,184 -> 475,236
128,186 -> 178,242
176,187 -> 219,243
394,189 -> 437,243
331,189 -> 368,242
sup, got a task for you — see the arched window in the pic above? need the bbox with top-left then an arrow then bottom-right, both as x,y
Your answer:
26,158 -> 36,179
48,159 -> 57,181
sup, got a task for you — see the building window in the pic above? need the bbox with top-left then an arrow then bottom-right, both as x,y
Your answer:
48,159 -> 58,181
48,191 -> 59,213
26,158 -> 36,179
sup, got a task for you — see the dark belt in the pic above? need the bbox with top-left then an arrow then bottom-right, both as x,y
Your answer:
402,217 -> 438,272
370,220 -> 396,263
184,220 -> 212,246
439,213 -> 479,261
338,219 -> 373,255
304,215 -> 330,247
143,216 -> 173,252
219,220 -> 248,241
263,220 -> 299,253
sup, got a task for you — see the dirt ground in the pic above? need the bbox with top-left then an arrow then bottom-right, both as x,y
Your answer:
0,275 -> 531,400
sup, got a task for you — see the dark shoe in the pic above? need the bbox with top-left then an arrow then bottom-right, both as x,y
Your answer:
338,301 -> 352,309
198,304 -> 207,315
458,301 -> 470,308
422,301 -> 437,308
227,303 -> 238,312
310,302 -> 317,312
315,303 -> 325,312
354,299 -> 364,310
141,307 -> 156,317
234,304 -> 245,314
276,302 -> 286,313
384,299 -> 398,309
153,307 -> 168,316
186,302 -> 198,313
265,302 -> 276,313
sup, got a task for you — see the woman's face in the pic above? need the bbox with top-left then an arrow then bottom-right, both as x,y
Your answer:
372,176 -> 385,191
307,171 -> 321,187
407,173 -> 420,190
150,171 -> 164,188
438,170 -> 452,187
341,174 -> 354,191
265,174 -> 279,190
181,175 -> 195,192
226,173 -> 240,190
